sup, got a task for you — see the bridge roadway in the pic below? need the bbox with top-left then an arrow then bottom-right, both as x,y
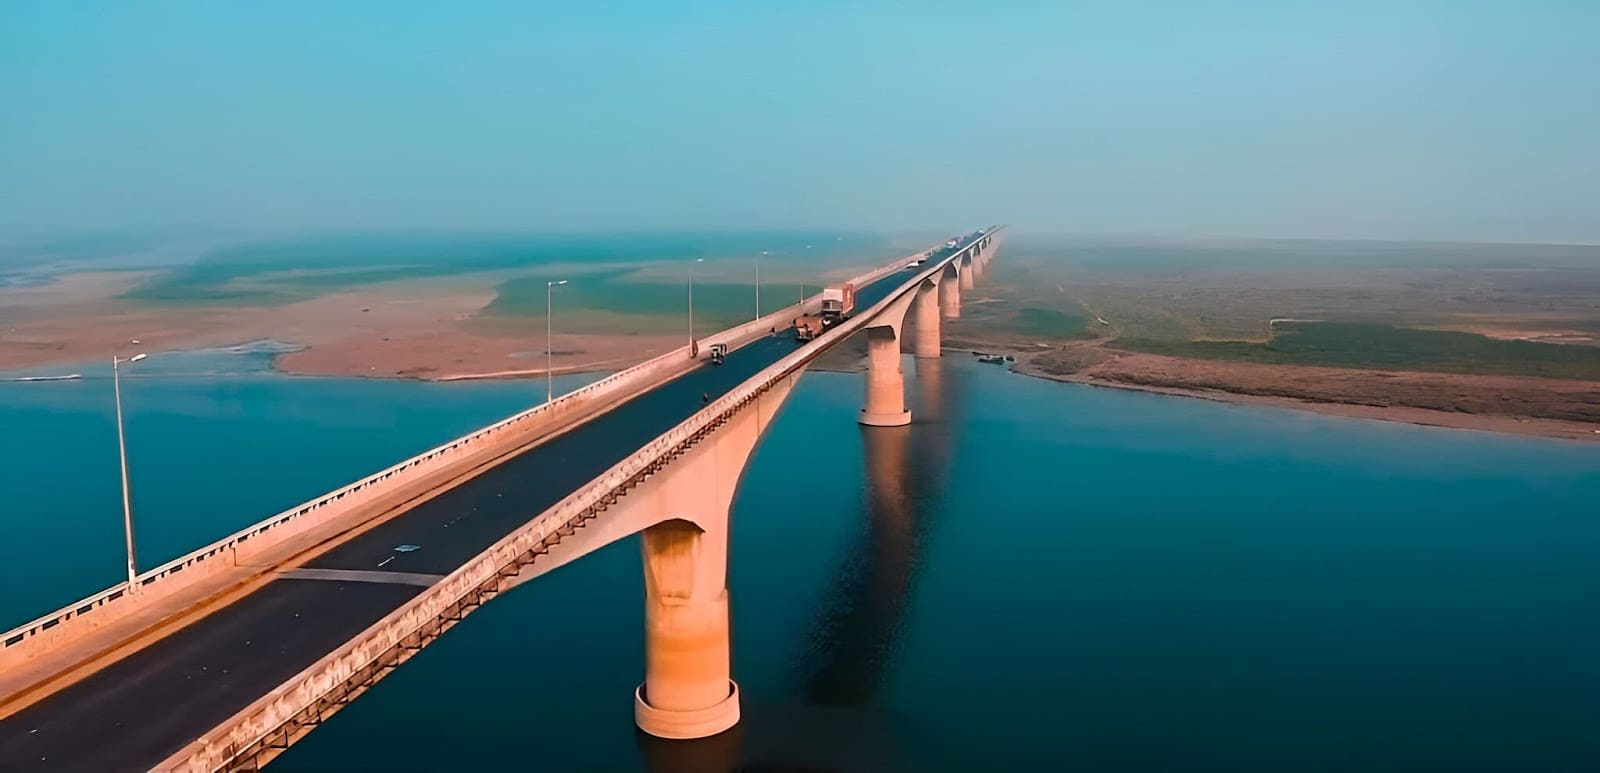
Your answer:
0,268 -> 919,771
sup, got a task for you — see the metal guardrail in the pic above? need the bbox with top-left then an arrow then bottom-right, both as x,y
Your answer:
167,227 -> 1002,770
0,237 -> 972,652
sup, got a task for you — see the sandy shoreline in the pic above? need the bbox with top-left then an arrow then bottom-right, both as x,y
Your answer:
1016,365 -> 1600,443
990,349 -> 1600,443
789,337 -> 1600,442
0,273 -> 682,382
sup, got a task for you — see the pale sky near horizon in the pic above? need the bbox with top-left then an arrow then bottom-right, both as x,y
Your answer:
2,1 -> 1597,243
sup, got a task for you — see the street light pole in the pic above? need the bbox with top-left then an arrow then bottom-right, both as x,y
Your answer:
756,251 -> 768,319
688,257 -> 703,347
546,279 -> 567,403
113,352 -> 147,590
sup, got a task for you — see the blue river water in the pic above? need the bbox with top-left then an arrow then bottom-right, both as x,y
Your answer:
3,351 -> 1599,770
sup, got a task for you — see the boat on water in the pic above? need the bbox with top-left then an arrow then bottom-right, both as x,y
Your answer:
975,353 -> 1014,365
4,373 -> 82,383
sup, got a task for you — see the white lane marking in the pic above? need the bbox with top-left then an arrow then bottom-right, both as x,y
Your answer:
278,568 -> 445,588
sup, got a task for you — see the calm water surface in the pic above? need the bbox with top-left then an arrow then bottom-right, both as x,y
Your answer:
5,352 -> 1599,770
0,346 -> 592,625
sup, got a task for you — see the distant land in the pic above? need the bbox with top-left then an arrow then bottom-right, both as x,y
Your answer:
4,230 -> 1599,440
0,230 -> 912,381
938,235 -> 1600,442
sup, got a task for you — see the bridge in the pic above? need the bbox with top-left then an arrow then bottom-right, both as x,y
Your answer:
0,227 -> 1004,771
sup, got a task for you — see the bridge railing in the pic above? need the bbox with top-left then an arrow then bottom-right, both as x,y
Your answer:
0,241 -> 950,657
0,341 -> 654,651
165,227 -> 1003,770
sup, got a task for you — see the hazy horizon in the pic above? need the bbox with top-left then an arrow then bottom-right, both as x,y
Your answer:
3,2 -> 1597,243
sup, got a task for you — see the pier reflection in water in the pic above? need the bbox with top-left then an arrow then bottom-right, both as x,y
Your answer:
803,357 -> 959,705
642,357 -> 962,773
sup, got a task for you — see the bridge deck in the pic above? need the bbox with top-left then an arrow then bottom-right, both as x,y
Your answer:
0,268 -> 916,771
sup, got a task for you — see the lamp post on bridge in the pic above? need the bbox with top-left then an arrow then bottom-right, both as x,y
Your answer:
546,279 -> 568,403
687,257 -> 703,348
756,251 -> 768,320
113,352 -> 147,591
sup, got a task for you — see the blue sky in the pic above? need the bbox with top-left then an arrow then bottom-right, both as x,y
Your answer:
2,1 -> 1597,242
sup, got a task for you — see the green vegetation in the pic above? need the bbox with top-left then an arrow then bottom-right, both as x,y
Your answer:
1012,306 -> 1093,339
1113,321 -> 1600,381
123,230 -> 887,306
484,270 -> 807,331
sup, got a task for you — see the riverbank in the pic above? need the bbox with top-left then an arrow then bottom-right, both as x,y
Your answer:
0,271 -> 680,382
794,332 -> 1600,442
989,343 -> 1600,443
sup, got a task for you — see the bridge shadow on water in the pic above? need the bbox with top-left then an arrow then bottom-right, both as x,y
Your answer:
639,357 -> 966,773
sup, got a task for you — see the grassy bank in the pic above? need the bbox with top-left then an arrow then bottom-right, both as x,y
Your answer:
1113,321 -> 1600,381
122,231 -> 888,306
483,270 -> 806,333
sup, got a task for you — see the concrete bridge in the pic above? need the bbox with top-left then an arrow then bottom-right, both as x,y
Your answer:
0,227 -> 1004,771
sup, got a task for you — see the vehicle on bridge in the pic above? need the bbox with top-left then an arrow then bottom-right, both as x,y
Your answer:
820,282 -> 855,324
793,282 -> 857,343
708,342 -> 728,364
794,314 -> 825,341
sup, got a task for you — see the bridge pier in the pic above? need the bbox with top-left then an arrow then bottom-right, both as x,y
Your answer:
940,264 -> 961,319
912,280 -> 941,358
635,520 -> 740,740
859,326 -> 911,426
500,370 -> 805,741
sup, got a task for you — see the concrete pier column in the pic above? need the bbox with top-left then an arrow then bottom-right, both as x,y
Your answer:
940,267 -> 961,320
960,257 -> 976,290
859,326 -> 911,426
636,520 -> 739,739
912,281 -> 941,358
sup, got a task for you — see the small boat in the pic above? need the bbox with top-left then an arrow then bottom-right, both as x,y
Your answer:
4,373 -> 82,383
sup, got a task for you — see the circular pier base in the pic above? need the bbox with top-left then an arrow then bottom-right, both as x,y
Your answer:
635,681 -> 741,740
858,409 -> 912,427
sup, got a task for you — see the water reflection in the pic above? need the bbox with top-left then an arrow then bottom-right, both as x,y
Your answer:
807,357 -> 961,696
636,725 -> 744,773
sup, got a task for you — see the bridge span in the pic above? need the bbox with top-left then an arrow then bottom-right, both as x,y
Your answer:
0,227 -> 1004,771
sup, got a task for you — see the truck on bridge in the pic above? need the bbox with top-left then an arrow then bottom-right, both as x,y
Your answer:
793,281 -> 856,342
821,282 -> 855,323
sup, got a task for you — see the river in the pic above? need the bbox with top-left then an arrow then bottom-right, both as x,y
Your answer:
4,351 -> 1599,770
